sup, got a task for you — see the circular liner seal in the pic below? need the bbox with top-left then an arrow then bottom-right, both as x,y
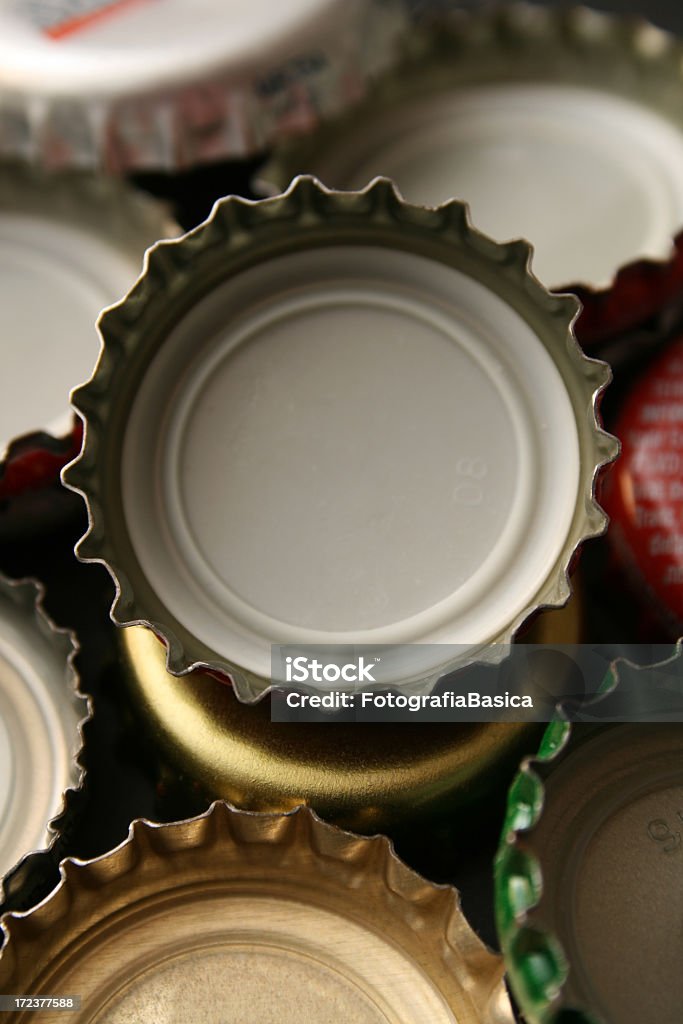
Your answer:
494,651 -> 683,1024
602,334 -> 683,639
0,572 -> 90,909
0,0 -> 410,172
0,801 -> 514,1024
117,592 -> 581,835
257,4 -> 683,349
63,176 -> 616,700
0,165 -> 178,503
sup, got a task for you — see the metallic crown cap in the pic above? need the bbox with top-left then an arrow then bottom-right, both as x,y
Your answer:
0,164 -> 179,466
258,4 -> 683,332
63,176 -> 616,699
0,572 -> 90,907
495,648 -> 683,1024
117,589 -> 581,834
0,0 -> 411,171
0,801 -> 514,1024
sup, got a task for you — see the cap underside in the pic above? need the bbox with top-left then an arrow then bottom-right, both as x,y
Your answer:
0,590 -> 80,883
531,724 -> 683,1024
0,210 -> 142,445
300,84 -> 683,290
121,243 -> 580,682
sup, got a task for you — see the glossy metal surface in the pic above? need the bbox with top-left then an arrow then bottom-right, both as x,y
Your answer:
119,596 -> 581,834
0,802 -> 513,1024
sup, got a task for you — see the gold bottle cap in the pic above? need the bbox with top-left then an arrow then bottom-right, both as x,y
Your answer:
0,802 -> 513,1024
0,573 -> 89,905
118,594 -> 581,835
63,177 -> 615,700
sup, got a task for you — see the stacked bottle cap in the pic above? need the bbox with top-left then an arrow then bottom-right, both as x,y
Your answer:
258,4 -> 683,350
0,0 -> 412,171
118,594 -> 581,835
602,335 -> 683,638
62,177 -> 616,700
495,651 -> 683,1024
0,166 -> 177,529
0,801 -> 514,1024
0,572 -> 89,908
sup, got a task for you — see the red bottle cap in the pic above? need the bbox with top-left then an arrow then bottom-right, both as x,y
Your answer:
604,335 -> 683,634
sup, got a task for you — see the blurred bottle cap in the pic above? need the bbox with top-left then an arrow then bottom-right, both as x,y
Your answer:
0,572 -> 89,906
0,0 -> 410,170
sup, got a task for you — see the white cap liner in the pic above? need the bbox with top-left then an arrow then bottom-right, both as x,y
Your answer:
279,84 -> 683,291
0,579 -> 86,901
122,245 -> 580,683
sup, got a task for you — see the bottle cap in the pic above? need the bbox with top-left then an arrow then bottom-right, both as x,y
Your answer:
0,166 -> 178,471
118,593 -> 582,835
258,5 -> 683,346
602,334 -> 683,636
0,0 -> 409,171
495,653 -> 683,1024
0,801 -> 513,1024
0,573 -> 89,906
63,176 -> 616,700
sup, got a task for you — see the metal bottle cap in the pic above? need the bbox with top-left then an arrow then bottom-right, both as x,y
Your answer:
0,166 -> 178,467
64,176 -> 616,699
118,593 -> 581,834
0,0 -> 409,171
602,335 -> 683,636
495,654 -> 683,1024
258,5 -> 683,327
0,573 -> 89,905
0,801 -> 514,1024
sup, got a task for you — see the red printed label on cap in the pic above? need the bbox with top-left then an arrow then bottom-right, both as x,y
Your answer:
14,0 -> 152,39
604,337 -> 683,629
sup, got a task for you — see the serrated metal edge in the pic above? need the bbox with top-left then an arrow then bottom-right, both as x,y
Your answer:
0,571 -> 92,911
493,645 -> 683,1024
62,174 -> 618,700
0,161 -> 180,465
256,2 -> 683,301
0,800 -> 513,1023
0,0 -> 411,172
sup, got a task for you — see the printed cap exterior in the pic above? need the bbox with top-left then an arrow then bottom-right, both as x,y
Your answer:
0,0 -> 412,170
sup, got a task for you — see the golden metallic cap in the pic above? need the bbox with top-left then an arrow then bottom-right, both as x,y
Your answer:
0,572 -> 90,907
118,595 -> 581,835
63,176 -> 615,701
0,802 -> 514,1024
